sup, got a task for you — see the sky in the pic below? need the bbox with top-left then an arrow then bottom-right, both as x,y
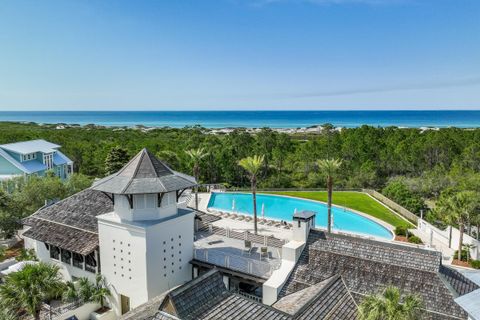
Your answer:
0,0 -> 479,110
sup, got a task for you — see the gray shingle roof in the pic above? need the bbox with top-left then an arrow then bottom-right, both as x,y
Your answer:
280,230 -> 470,320
91,148 -> 196,194
151,269 -> 357,320
275,275 -> 358,320
22,189 -> 113,254
22,218 -> 98,255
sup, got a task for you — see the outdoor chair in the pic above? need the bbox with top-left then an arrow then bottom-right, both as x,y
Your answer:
260,246 -> 268,260
243,240 -> 253,255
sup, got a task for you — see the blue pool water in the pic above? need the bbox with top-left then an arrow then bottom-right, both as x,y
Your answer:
208,192 -> 393,239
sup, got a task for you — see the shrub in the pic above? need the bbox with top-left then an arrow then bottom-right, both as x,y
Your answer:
0,246 -> 6,262
470,260 -> 480,269
16,248 -> 37,262
453,249 -> 469,262
395,226 -> 407,236
408,236 -> 423,244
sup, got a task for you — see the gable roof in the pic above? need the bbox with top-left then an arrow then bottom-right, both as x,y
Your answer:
274,275 -> 357,319
280,230 -> 473,320
53,150 -> 73,165
0,139 -> 60,154
151,269 -> 357,320
91,148 -> 196,194
455,289 -> 480,320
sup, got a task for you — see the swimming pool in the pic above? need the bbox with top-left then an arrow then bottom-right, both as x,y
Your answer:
207,192 -> 393,240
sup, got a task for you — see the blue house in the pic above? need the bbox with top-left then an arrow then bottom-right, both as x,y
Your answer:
0,139 -> 73,180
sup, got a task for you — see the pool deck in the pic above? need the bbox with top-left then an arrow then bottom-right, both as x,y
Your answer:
211,217 -> 293,240
193,231 -> 282,279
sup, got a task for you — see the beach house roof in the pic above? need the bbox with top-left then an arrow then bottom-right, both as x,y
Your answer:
0,139 -> 60,154
91,148 -> 196,195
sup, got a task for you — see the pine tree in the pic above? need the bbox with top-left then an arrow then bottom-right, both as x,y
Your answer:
105,146 -> 129,175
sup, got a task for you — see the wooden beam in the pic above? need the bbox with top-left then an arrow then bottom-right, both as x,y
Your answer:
177,188 -> 187,201
101,192 -> 114,205
158,193 -> 165,207
126,195 -> 133,209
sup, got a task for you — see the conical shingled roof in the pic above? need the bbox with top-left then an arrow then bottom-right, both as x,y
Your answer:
91,148 -> 196,194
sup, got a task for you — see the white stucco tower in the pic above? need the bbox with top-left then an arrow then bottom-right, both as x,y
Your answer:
93,149 -> 197,316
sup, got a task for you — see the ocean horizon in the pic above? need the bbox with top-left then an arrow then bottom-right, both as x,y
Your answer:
1,110 -> 480,129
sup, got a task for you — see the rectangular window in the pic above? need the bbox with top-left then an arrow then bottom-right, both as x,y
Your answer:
72,253 -> 84,269
134,195 -> 145,209
43,153 -> 53,170
134,194 -> 157,209
61,249 -> 72,264
85,252 -> 97,273
22,153 -> 36,161
50,246 -> 60,260
145,194 -> 156,209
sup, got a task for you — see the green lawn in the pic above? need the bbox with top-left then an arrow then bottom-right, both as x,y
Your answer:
264,191 -> 411,228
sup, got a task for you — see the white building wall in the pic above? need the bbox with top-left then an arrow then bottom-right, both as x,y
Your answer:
24,237 -> 96,282
98,219 -> 148,315
113,192 -> 178,221
145,211 -> 194,299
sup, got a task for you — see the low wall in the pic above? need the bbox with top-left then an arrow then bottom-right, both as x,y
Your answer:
363,189 -> 418,224
418,218 -> 479,260
0,258 -> 17,271
53,302 -> 100,320
262,240 -> 305,305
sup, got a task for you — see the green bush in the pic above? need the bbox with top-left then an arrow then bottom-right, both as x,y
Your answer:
453,249 -> 469,262
394,226 -> 407,236
408,236 -> 423,244
470,260 -> 480,269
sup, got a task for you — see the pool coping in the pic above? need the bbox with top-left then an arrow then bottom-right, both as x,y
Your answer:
207,191 -> 395,241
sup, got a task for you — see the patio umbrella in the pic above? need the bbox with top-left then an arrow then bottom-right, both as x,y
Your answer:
232,199 -> 236,212
261,203 -> 265,219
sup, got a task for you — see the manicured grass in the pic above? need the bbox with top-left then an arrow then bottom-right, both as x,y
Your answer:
264,191 -> 411,228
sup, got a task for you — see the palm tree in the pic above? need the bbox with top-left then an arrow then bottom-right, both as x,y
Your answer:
77,274 -> 112,308
463,243 -> 476,262
62,281 -> 79,303
317,158 -> 342,233
92,274 -> 112,308
436,191 -> 476,261
433,195 -> 455,249
239,155 -> 264,234
186,148 -> 209,210
359,286 -> 423,320
0,262 -> 65,320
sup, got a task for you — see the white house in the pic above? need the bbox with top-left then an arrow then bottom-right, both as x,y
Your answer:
22,148 -> 197,316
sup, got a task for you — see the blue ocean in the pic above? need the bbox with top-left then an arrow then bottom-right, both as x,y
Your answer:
0,110 -> 479,128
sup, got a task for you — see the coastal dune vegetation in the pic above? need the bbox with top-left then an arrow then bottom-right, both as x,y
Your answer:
1,122 -> 480,242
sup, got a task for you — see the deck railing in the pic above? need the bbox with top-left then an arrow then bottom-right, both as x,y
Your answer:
197,220 -> 286,248
230,288 -> 263,303
193,247 -> 276,279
